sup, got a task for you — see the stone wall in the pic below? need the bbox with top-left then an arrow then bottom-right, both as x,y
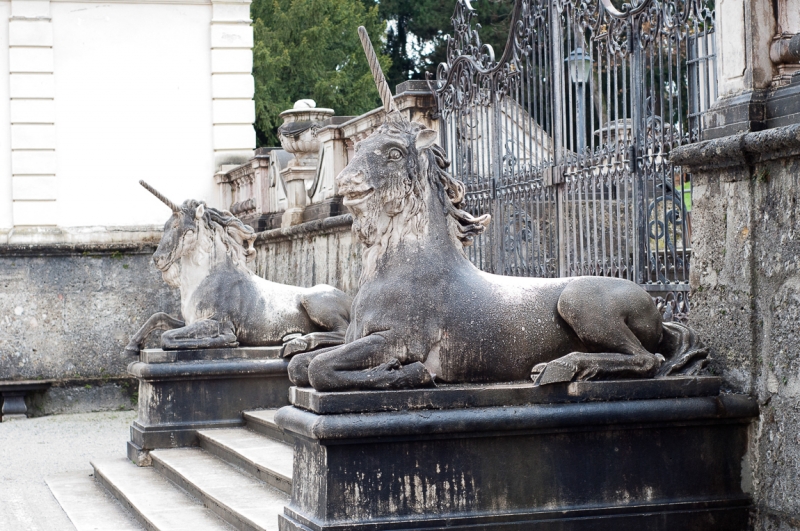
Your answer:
0,243 -> 180,412
252,215 -> 360,295
672,124 -> 800,530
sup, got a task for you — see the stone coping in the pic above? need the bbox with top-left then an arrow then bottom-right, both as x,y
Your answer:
254,214 -> 353,244
289,376 -> 722,415
275,393 -> 758,441
671,123 -> 800,172
128,358 -> 289,381
138,346 -> 282,364
0,241 -> 159,257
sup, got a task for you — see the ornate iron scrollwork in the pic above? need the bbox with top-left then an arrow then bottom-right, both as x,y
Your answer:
432,0 -> 715,306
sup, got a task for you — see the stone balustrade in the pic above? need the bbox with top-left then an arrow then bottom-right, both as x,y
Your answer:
216,81 -> 436,231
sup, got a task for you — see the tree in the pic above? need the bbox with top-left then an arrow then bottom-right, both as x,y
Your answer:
251,0 -> 390,146
378,0 -> 515,90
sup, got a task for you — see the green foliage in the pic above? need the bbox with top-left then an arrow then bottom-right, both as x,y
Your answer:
378,0 -> 514,89
252,0 -> 389,146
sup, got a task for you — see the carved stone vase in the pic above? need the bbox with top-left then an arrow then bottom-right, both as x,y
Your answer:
278,100 -> 334,227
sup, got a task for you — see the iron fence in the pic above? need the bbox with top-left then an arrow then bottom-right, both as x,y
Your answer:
431,0 -> 716,318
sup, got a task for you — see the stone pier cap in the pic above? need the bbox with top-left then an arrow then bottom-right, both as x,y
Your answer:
276,377 -> 758,441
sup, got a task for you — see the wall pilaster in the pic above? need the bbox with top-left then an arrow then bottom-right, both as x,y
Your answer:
210,0 -> 255,170
9,0 -> 56,226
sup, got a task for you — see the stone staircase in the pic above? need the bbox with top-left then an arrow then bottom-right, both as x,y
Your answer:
47,409 -> 292,531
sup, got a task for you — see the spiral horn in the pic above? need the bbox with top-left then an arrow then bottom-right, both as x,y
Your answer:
140,180 -> 180,212
358,26 -> 402,119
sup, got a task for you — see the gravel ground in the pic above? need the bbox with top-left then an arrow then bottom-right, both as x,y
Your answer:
0,410 -> 137,530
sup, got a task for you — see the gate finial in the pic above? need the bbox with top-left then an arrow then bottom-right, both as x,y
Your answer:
357,26 -> 402,120
140,180 -> 180,212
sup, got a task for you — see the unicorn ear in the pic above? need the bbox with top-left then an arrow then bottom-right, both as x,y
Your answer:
195,203 -> 205,219
415,129 -> 437,151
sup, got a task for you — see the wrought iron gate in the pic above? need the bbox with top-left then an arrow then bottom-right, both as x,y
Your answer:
431,0 -> 716,316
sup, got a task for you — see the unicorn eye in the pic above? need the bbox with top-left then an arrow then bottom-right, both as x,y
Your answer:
387,148 -> 403,161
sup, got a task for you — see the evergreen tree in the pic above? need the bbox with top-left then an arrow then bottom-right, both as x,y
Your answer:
378,0 -> 514,90
251,0 -> 389,146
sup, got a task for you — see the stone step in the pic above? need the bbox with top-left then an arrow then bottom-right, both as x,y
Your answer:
197,428 -> 293,494
91,458 -> 233,531
242,409 -> 294,445
46,472 -> 144,531
150,448 -> 288,531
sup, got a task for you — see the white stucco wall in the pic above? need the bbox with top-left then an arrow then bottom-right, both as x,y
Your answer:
1,0 -> 255,235
0,1 -> 12,229
51,1 -> 216,228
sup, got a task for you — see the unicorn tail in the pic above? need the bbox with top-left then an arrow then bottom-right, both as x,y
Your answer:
656,321 -> 710,377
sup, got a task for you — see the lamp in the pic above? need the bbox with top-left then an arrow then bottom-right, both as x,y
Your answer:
565,47 -> 592,84
565,47 -> 592,152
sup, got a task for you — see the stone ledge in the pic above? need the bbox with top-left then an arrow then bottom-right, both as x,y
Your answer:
671,123 -> 800,173
128,358 -> 289,381
0,225 -> 163,255
139,346 -> 282,364
275,393 -> 758,441
254,213 -> 352,244
0,241 -> 159,257
289,376 -> 722,415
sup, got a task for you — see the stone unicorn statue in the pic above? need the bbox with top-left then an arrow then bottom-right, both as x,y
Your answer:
286,27 -> 708,391
124,181 -> 352,356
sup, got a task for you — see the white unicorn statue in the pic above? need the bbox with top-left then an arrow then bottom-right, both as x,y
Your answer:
124,181 -> 351,356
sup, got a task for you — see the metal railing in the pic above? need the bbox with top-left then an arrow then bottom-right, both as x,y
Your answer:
431,0 -> 716,317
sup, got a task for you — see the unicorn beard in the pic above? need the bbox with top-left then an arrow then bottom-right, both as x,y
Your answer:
161,261 -> 181,288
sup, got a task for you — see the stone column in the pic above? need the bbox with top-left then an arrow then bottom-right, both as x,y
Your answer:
705,0 -> 800,139
769,0 -> 800,85
210,0 -> 255,170
716,0 -> 775,99
9,0 -> 57,226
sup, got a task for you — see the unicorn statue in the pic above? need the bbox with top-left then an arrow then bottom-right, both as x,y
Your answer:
124,181 -> 352,356
285,27 -> 709,391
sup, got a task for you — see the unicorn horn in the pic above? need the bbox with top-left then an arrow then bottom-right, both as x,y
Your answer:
140,180 -> 180,212
358,26 -> 402,118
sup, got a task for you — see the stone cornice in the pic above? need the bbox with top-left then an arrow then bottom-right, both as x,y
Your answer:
254,214 -> 352,244
0,225 -> 163,256
0,242 -> 158,257
671,123 -> 800,172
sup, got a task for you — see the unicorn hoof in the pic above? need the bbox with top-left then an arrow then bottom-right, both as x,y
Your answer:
281,338 -> 309,358
123,345 -> 140,357
535,360 -> 578,386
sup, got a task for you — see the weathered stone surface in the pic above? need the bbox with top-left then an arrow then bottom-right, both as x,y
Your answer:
289,376 -> 722,414
672,123 -> 800,530
0,247 -> 179,381
28,379 -> 137,417
276,392 -> 757,530
253,215 -> 361,297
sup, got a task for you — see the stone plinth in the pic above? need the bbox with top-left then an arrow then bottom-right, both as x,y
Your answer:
276,380 -> 757,531
127,347 -> 290,466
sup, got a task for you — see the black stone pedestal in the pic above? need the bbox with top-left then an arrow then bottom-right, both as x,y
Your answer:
276,378 -> 757,531
127,347 -> 290,465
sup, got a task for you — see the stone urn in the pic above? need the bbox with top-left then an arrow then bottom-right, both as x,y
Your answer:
278,100 -> 334,227
278,100 -> 334,165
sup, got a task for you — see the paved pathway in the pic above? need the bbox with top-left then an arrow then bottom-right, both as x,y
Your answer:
0,410 -> 138,530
